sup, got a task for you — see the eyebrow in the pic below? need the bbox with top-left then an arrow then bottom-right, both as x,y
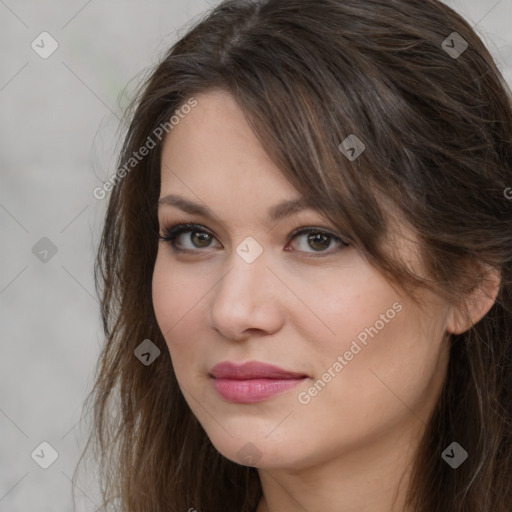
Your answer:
157,194 -> 315,223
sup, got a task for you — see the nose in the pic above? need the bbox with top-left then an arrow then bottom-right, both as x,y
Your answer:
209,244 -> 284,341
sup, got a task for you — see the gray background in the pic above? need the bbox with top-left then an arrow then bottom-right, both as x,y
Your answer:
1,1 -> 511,511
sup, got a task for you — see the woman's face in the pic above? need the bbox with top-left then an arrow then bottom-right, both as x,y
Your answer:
152,90 -> 453,470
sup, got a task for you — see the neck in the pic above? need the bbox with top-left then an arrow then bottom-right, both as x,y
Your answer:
254,415 -> 424,512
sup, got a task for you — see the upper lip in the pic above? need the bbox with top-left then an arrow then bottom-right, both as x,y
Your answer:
209,361 -> 308,380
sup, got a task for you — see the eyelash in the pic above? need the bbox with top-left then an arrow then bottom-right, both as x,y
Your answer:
157,221 -> 350,258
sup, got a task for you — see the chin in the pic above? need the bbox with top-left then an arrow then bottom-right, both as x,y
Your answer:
203,429 -> 306,469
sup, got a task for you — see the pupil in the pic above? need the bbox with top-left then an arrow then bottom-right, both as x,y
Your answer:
193,231 -> 211,247
309,233 -> 329,251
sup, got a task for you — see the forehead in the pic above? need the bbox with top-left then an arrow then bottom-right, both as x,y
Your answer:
162,89 -> 256,155
159,90 -> 305,213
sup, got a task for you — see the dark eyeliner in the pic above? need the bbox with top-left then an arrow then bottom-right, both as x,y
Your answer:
288,226 -> 349,246
158,223 -> 214,253
158,222 -> 350,255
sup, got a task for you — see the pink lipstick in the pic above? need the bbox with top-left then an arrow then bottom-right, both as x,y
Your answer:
209,361 -> 308,403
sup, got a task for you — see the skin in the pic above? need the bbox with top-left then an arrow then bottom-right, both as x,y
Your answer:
152,89 -> 499,512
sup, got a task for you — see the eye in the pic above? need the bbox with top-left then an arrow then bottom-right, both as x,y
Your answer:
158,223 -> 220,251
287,226 -> 349,256
158,222 -> 350,256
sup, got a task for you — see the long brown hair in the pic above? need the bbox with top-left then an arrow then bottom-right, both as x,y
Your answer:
74,0 -> 512,510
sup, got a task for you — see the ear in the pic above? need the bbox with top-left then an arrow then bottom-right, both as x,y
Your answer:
446,264 -> 501,335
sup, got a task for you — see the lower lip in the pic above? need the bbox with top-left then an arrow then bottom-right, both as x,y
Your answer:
212,377 -> 306,403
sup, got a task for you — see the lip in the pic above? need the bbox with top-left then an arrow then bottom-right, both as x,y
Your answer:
209,361 -> 308,380
209,361 -> 308,403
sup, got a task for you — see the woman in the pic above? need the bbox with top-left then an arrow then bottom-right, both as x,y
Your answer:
76,0 -> 512,510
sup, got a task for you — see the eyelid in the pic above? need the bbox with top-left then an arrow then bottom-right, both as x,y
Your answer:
158,219 -> 350,256
287,222 -> 350,246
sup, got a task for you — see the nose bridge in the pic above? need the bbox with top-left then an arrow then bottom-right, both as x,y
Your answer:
210,237 -> 281,336
218,237 -> 269,304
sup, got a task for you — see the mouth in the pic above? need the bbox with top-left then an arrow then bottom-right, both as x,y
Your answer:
209,360 -> 309,403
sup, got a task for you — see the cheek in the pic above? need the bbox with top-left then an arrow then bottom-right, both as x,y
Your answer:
299,270 -> 446,411
152,258 -> 196,388
152,256 -> 177,332
152,251 -> 204,323
300,268 -> 402,358
151,253 -> 216,376
152,255 -> 200,346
